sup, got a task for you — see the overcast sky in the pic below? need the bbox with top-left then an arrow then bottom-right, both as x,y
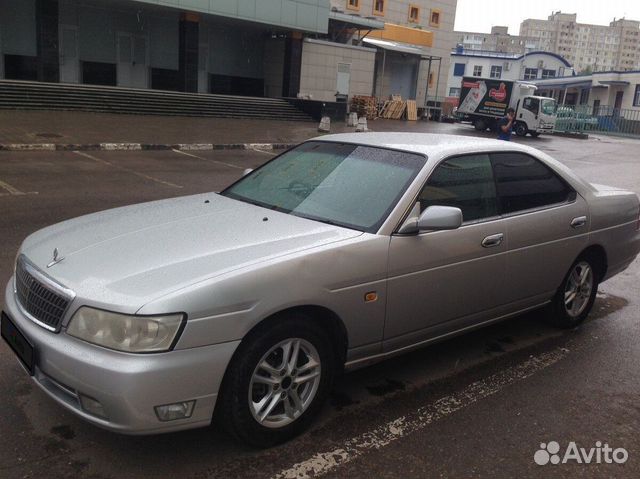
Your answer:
454,0 -> 640,34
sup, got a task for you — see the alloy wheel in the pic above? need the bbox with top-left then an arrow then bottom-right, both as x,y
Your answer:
563,261 -> 593,318
248,338 -> 322,428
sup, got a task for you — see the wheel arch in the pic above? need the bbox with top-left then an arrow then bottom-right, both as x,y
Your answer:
233,305 -> 349,372
577,244 -> 608,281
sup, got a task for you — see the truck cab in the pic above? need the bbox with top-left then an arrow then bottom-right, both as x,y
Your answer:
513,95 -> 558,137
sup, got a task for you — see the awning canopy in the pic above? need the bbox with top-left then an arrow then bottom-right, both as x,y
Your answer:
534,79 -> 593,89
362,37 -> 437,58
328,11 -> 385,29
597,80 -> 630,86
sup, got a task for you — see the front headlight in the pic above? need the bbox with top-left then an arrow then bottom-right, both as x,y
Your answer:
67,307 -> 185,353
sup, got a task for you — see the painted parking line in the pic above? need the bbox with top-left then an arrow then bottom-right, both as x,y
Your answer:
272,347 -> 570,479
0,179 -> 38,197
171,148 -> 247,169
73,151 -> 183,189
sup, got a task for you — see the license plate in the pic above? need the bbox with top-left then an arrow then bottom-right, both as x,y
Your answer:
1,311 -> 35,375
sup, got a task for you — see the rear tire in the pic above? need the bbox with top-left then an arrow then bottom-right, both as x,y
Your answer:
217,314 -> 336,448
548,257 -> 598,328
515,122 -> 528,137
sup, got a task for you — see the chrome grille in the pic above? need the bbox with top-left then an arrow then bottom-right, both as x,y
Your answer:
15,257 -> 72,331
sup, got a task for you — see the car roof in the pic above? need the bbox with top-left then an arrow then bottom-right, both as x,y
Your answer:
311,132 -> 534,159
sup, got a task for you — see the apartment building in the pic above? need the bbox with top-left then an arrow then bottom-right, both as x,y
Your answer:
456,26 -> 538,55
327,0 -> 458,103
520,11 -> 640,73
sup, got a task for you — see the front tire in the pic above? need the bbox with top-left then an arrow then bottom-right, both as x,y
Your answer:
548,258 -> 598,328
218,315 -> 336,447
473,119 -> 487,131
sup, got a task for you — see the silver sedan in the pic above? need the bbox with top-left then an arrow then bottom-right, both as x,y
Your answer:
2,133 -> 639,446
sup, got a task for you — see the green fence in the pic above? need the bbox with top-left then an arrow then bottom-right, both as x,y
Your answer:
554,105 -> 640,138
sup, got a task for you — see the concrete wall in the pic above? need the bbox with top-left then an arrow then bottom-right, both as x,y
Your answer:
299,38 -> 375,102
135,0 -> 330,33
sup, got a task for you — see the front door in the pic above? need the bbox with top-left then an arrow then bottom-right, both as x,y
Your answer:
385,153 -> 507,351
614,91 -> 624,110
336,62 -> 350,97
117,33 -> 148,88
59,25 -> 79,83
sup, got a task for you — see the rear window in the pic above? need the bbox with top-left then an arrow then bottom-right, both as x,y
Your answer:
490,152 -> 574,214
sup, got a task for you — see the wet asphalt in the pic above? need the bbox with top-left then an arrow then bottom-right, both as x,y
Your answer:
0,125 -> 639,479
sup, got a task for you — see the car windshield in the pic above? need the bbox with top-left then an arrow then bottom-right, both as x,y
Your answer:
541,99 -> 557,115
222,141 -> 426,233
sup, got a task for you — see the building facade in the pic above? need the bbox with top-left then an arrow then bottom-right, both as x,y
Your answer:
446,49 -> 574,99
520,12 -> 640,74
0,0 -> 459,106
455,26 -> 538,55
326,0 -> 458,103
0,0 -> 331,97
533,71 -> 640,112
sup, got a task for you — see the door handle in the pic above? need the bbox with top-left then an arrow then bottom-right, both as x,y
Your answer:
482,233 -> 504,248
570,216 -> 587,228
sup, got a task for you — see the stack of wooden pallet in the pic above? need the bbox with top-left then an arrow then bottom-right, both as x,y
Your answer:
350,95 -> 378,120
406,100 -> 418,121
379,95 -> 406,119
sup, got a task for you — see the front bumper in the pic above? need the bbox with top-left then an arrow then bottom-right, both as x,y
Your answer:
3,280 -> 240,434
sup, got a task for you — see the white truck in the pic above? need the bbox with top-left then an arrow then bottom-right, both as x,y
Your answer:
457,77 -> 557,137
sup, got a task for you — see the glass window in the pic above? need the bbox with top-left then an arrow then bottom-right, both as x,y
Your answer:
347,0 -> 360,11
490,65 -> 502,79
448,87 -> 461,97
634,85 -> 640,107
373,0 -> 385,15
542,69 -> 556,78
408,5 -> 419,23
490,153 -> 574,214
453,63 -> 466,77
418,154 -> 498,223
541,98 -> 557,115
430,9 -> 441,27
524,68 -> 538,80
223,142 -> 426,233
522,97 -> 540,114
473,65 -> 482,77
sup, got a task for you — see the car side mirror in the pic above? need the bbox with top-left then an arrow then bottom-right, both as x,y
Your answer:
242,168 -> 253,177
398,206 -> 463,234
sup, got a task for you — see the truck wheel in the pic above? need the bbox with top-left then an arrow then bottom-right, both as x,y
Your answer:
514,122 -> 528,137
473,119 -> 487,131
217,315 -> 336,447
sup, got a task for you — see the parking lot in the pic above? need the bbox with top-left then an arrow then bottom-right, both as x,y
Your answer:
1,126 -> 640,478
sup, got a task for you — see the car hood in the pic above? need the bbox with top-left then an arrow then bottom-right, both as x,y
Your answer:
19,193 -> 362,309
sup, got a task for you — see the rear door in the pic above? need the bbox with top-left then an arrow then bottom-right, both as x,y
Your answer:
490,152 -> 589,308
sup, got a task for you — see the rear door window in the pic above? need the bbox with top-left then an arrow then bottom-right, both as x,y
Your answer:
490,152 -> 574,214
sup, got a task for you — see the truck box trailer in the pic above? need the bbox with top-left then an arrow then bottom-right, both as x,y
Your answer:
457,77 -> 557,137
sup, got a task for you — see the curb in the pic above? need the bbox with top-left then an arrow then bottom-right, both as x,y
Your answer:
551,132 -> 589,140
0,142 -> 297,152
